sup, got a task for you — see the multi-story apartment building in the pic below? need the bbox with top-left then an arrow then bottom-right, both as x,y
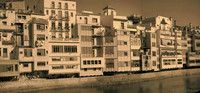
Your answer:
0,9 -> 19,78
142,16 -> 183,70
76,11 -> 105,76
45,0 -> 80,76
1,0 -> 200,79
101,6 -> 131,72
127,23 -> 142,72
185,24 -> 200,67
144,26 -> 160,71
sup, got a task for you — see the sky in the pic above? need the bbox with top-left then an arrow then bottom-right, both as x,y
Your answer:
74,0 -> 200,26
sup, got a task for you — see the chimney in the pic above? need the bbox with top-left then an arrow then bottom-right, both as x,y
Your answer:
189,23 -> 192,29
174,20 -> 176,27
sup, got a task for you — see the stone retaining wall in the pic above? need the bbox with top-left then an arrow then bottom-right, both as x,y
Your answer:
0,68 -> 200,92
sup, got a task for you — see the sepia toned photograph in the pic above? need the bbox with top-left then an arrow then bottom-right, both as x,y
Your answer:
0,0 -> 200,93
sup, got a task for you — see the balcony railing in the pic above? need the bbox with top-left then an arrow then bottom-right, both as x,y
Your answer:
50,38 -> 79,42
51,27 -> 69,32
0,15 -> 7,19
105,54 -> 117,58
49,16 -> 69,21
2,40 -> 15,45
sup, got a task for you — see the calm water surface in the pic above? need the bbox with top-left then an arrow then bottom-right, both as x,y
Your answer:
29,75 -> 200,93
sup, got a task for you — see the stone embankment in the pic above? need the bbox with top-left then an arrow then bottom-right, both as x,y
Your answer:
0,68 -> 200,92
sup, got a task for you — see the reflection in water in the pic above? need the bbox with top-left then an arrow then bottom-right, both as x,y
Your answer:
31,75 -> 200,93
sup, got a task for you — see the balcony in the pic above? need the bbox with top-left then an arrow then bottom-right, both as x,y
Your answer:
62,17 -> 69,21
92,29 -> 104,37
0,15 -> 7,19
49,16 -> 56,20
49,16 -> 70,21
51,27 -> 69,32
105,54 -> 117,58
92,44 -> 103,48
2,40 -> 15,45
50,38 -> 79,42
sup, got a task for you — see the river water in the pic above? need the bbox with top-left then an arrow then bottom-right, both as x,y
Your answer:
30,75 -> 200,93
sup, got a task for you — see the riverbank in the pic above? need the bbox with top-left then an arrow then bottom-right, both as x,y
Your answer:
1,68 -> 200,92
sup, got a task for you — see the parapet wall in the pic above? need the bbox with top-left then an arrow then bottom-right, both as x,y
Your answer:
0,68 -> 200,92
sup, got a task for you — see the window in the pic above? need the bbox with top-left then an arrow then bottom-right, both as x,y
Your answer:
15,64 -> 18,71
152,42 -> 156,47
52,46 -> 63,53
66,65 -> 78,69
2,21 -> 7,25
9,3 -> 12,8
153,61 -> 156,66
84,18 -> 88,24
37,34 -> 45,40
98,60 -> 101,64
196,60 -> 200,63
24,49 -> 32,57
0,33 -> 1,41
124,32 -> 127,35
52,22 -> 55,29
58,33 -> 62,38
64,46 -> 77,53
37,24 -> 45,30
51,1 -> 55,8
121,23 -> 124,29
51,32 -> 56,39
81,26 -> 92,30
65,11 -> 68,17
37,49 -> 45,56
124,41 -> 127,45
87,60 -> 90,65
46,10 -> 49,15
118,62 -> 128,67
65,23 -> 69,29
52,57 -> 61,61
65,3 -> 68,9
71,12 -> 73,17
152,33 -> 156,38
80,17 -> 82,20
95,60 -> 98,64
31,4 -> 35,9
22,16 -> 26,19
71,24 -> 74,28
131,60 -> 140,67
3,48 -> 7,58
37,62 -> 46,66
178,62 -> 182,64
81,36 -> 92,42
18,16 -> 21,19
27,6 -> 29,10
65,32 -> 69,38
178,59 -> 182,61
2,32 -> 7,37
58,22 -> 62,28
0,48 -> 1,56
52,65 -> 64,69
124,52 -> 128,56
0,65 -> 13,72
58,2 -> 61,8
152,51 -> 156,56
83,61 -> 86,65
23,64 -> 28,67
51,10 -> 55,16
91,60 -> 94,64
92,18 -> 98,23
